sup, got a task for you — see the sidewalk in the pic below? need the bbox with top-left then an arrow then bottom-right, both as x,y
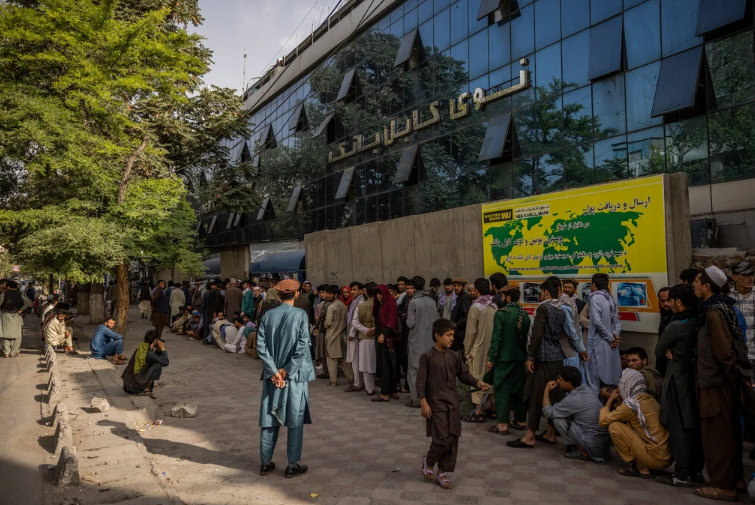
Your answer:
55,305 -> 732,505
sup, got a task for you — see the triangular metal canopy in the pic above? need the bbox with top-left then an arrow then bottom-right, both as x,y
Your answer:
336,68 -> 360,103
289,103 -> 309,133
393,29 -> 426,69
479,113 -> 516,162
393,145 -> 424,186
286,185 -> 303,213
256,197 -> 276,221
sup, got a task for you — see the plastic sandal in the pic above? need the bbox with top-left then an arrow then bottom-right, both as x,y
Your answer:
421,456 -> 434,481
435,472 -> 453,489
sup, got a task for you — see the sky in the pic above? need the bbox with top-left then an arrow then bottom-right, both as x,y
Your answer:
193,0 -> 337,94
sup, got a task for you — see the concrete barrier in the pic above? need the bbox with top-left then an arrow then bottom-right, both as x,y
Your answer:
54,446 -> 79,487
52,403 -> 68,430
53,419 -> 72,456
47,370 -> 61,403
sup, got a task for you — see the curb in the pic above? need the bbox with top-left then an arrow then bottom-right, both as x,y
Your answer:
54,446 -> 79,487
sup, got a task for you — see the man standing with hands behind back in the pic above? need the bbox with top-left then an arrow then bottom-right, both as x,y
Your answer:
256,279 -> 314,479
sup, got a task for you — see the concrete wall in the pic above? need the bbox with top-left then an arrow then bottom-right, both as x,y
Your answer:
219,245 -> 251,281
689,178 -> 755,249
305,204 -> 484,286
664,173 -> 692,287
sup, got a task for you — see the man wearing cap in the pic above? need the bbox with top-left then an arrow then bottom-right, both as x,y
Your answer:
692,266 -> 751,501
44,311 -> 78,355
450,277 -> 474,414
256,279 -> 314,479
732,261 -> 754,367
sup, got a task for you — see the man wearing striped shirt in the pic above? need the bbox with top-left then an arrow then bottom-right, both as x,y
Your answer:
731,261 -> 754,367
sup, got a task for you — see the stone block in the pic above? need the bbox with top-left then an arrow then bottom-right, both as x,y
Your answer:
54,446 -> 79,487
54,420 -> 73,456
90,397 -> 110,412
53,402 -> 68,429
171,403 -> 198,418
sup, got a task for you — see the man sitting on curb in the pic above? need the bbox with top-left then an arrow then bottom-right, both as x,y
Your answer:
44,311 -> 79,355
89,317 -> 127,364
542,366 -> 610,463
122,330 -> 169,399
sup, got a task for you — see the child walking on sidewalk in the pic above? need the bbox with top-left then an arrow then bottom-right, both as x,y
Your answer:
416,318 -> 489,489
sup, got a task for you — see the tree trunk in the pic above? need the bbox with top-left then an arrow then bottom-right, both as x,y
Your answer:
48,274 -> 54,296
77,283 -> 90,315
89,281 -> 106,325
114,262 -> 130,337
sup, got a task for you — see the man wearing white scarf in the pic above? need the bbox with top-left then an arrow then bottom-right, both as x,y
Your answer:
599,369 -> 671,478
584,273 -> 622,395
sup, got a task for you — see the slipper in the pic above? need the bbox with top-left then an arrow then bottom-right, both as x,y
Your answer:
371,396 -> 390,402
488,425 -> 509,436
693,488 -> 738,501
67,350 -> 80,356
316,373 -> 328,379
506,438 -> 534,449
564,449 -> 590,461
618,467 -> 654,479
391,393 -> 400,399
343,385 -> 359,392
435,472 -> 453,490
534,433 -> 556,445
421,455 -> 434,481
510,423 -> 527,431
329,382 -> 339,387
462,413 -> 485,423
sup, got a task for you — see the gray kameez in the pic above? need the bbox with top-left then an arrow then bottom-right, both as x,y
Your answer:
0,292 -> 31,355
542,384 -> 611,462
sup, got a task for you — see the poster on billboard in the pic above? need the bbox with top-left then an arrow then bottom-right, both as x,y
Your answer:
481,176 -> 667,333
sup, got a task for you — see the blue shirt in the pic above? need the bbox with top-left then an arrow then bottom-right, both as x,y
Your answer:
89,325 -> 123,358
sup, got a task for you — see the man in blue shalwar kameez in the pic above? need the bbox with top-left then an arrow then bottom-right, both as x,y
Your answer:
256,279 -> 315,478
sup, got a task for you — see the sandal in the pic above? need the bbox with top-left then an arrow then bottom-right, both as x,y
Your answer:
329,382 -> 339,387
371,396 -> 390,402
399,388 -> 410,394
343,385 -> 360,392
535,432 -> 556,445
486,410 -> 498,419
510,422 -> 527,431
488,425 -> 509,436
618,466 -> 653,479
564,449 -> 590,461
137,391 -> 157,399
421,455 -> 434,481
435,472 -> 453,490
693,488 -> 738,502
505,438 -> 534,449
462,413 -> 485,423
11,353 -> 21,357
391,393 -> 400,399
67,350 -> 80,356
316,373 -> 328,379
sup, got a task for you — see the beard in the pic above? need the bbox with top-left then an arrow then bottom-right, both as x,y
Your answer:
660,307 -> 673,316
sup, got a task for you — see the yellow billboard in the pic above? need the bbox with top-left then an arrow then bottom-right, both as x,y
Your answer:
482,176 -> 668,332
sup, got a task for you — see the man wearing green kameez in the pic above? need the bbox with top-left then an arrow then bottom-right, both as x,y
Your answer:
0,281 -> 32,357
256,279 -> 314,479
486,285 -> 531,434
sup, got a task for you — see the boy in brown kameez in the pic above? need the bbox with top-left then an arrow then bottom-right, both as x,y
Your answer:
417,318 -> 489,489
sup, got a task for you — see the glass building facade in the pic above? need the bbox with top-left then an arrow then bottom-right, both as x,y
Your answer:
204,0 -> 755,248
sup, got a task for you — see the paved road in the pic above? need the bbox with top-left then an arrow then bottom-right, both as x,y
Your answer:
0,315 -> 47,505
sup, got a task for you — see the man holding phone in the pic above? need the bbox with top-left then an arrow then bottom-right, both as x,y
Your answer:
121,330 -> 169,399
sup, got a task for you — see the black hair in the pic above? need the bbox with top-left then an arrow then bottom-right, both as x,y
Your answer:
657,286 -> 670,297
397,276 -> 409,283
560,366 -> 582,388
668,282 -> 697,309
325,285 -> 339,295
443,277 -> 452,286
349,281 -> 363,290
432,318 -> 457,341
234,317 -> 244,325
105,316 -> 116,323
546,276 -> 562,288
473,277 -> 491,295
489,272 -> 509,290
280,292 -> 296,301
5,280 -> 17,289
168,281 -> 174,287
505,288 -> 521,303
626,346 -> 648,362
619,349 -> 629,356
387,284 -> 398,292
365,282 -> 377,297
540,279 -> 560,299
699,270 -> 723,294
411,276 -> 426,290
591,273 -> 609,291
679,268 -> 699,285
429,278 -> 441,288
144,329 -> 158,344
158,279 -> 165,284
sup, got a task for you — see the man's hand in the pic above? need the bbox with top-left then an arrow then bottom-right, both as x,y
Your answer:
271,373 -> 285,388
610,334 -> 621,348
544,380 -> 558,393
526,359 -> 535,374
156,340 -> 166,352
278,368 -> 288,381
486,362 -> 494,371
579,351 -> 590,362
607,388 -> 621,408
367,328 -> 375,336
347,335 -> 354,341
420,399 -> 432,419
477,381 -> 490,392
377,335 -> 385,344
665,349 -> 673,361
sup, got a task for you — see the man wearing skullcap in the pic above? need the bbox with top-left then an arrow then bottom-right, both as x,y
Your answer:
256,279 -> 315,479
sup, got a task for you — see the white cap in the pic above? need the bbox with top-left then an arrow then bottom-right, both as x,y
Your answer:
704,266 -> 728,288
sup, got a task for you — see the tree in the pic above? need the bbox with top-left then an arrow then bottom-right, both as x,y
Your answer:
0,0 -> 250,335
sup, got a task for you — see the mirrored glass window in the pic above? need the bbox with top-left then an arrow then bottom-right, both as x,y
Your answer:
511,4 -> 535,60
625,62 -> 662,132
561,0 -> 589,38
709,103 -> 755,183
533,152 -> 565,193
536,42 -> 562,99
469,0 -> 489,35
451,0 -> 469,45
627,126 -> 666,178
665,117 -> 710,185
435,0 -> 451,14
706,30 -> 755,112
563,86 -> 594,146
593,75 -> 626,139
625,0 -> 661,70
562,30 -> 590,91
591,0 -> 621,25
419,0 -> 434,23
489,21 -> 511,71
469,29 -> 489,78
434,8 -> 451,51
563,142 -> 594,187
594,135 -> 629,182
661,0 -> 702,57
536,0 -> 561,50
